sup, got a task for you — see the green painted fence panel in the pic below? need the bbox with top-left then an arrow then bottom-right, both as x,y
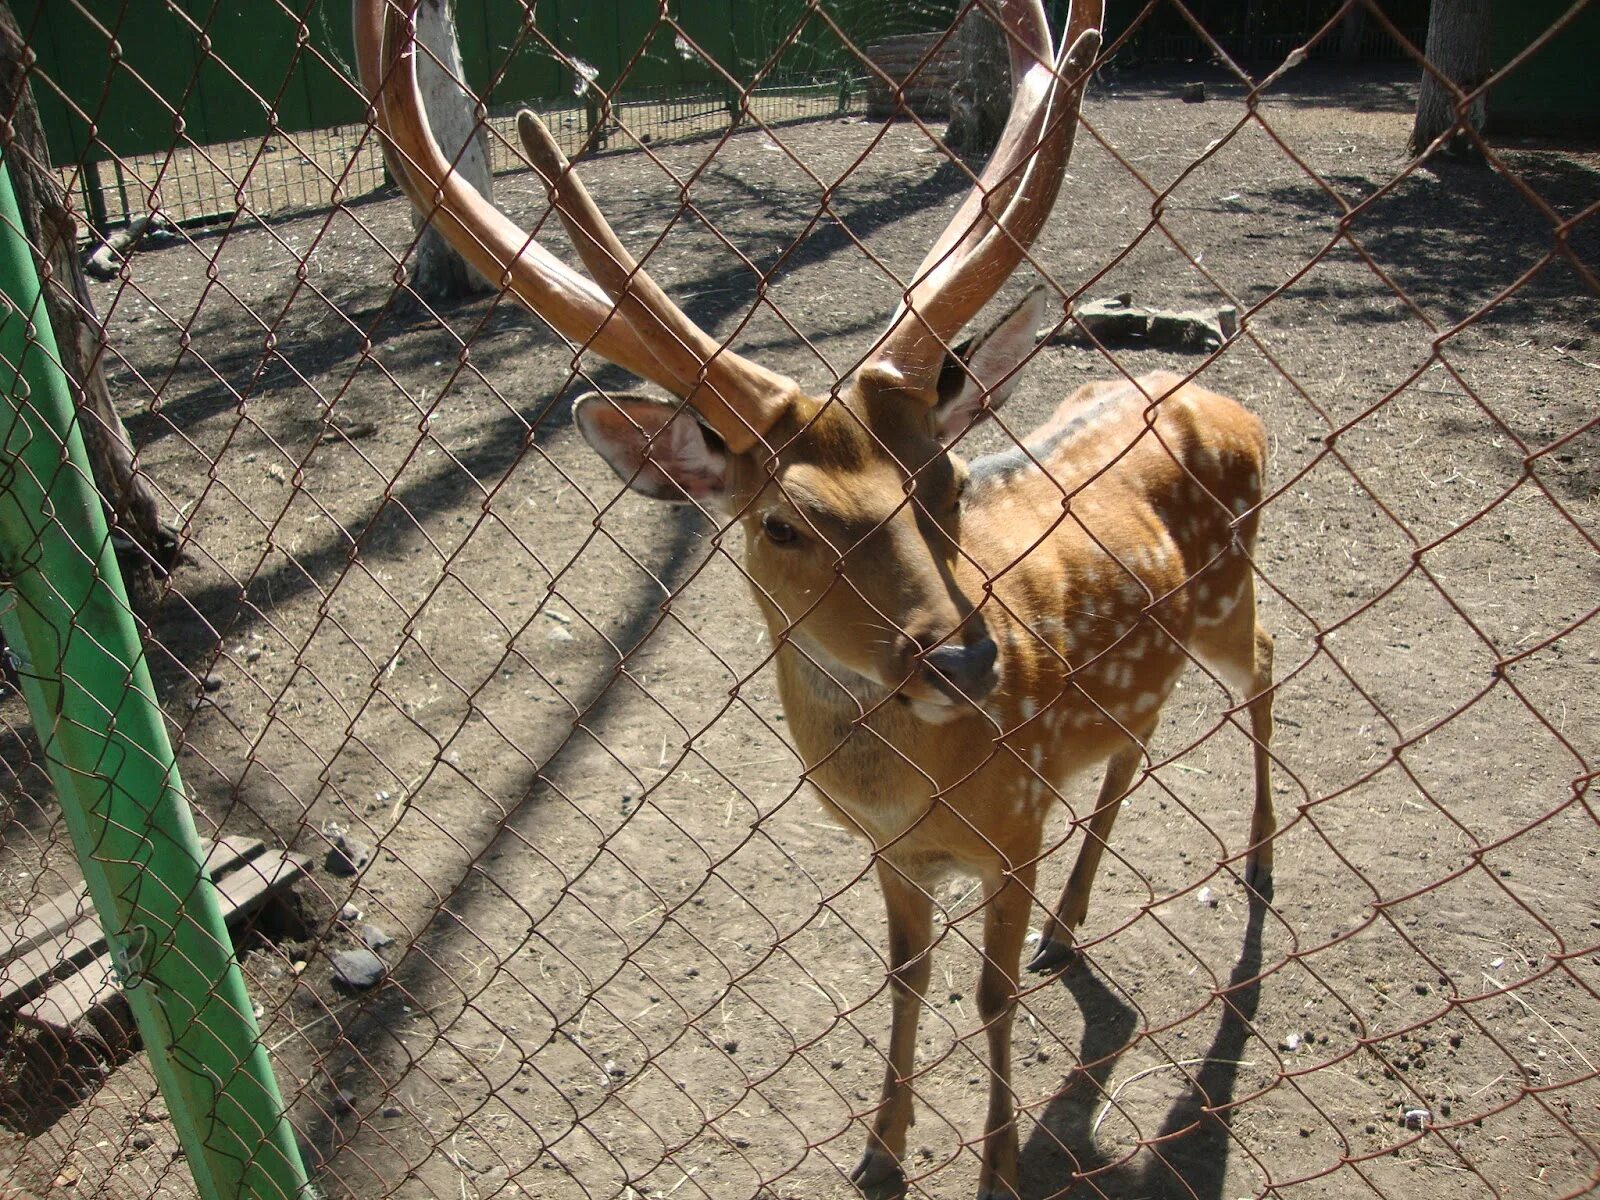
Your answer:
17,0 -> 814,168
1489,0 -> 1600,136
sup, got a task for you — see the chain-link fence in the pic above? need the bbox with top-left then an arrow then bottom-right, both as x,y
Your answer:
1,1 -> 1596,1198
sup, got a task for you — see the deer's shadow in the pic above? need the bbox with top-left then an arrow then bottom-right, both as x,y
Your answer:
1020,897 -> 1269,1199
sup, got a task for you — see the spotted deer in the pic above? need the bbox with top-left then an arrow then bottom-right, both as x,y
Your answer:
358,1 -> 1276,1195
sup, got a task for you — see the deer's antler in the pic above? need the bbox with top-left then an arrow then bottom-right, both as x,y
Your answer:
863,0 -> 1104,399
356,0 -> 799,451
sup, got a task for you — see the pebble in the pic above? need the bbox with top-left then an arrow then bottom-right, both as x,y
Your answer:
130,1130 -> 155,1151
359,923 -> 395,951
381,1105 -> 404,1119
1402,1108 -> 1430,1130
1197,886 -> 1218,908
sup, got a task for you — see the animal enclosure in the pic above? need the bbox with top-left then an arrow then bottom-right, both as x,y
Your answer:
0,2 -> 1596,1199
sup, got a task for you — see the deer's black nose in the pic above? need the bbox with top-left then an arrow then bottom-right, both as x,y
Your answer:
923,637 -> 999,701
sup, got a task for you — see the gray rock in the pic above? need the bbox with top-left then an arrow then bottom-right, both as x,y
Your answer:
324,834 -> 374,877
330,948 -> 387,991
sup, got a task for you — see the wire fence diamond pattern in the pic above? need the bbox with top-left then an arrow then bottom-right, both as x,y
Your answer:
0,2 -> 1595,1199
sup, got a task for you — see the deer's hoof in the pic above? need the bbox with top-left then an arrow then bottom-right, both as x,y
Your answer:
850,1147 -> 905,1199
1026,937 -> 1078,974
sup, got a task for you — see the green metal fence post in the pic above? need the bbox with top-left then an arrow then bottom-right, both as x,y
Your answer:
0,155 -> 311,1198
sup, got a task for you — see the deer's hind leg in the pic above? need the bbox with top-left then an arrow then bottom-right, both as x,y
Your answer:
1028,739 -> 1147,975
1187,577 -> 1277,900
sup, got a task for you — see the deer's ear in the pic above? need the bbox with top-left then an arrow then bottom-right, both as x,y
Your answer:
932,287 -> 1051,444
574,392 -> 729,504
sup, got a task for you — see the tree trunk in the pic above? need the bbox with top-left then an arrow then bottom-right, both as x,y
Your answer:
946,3 -> 1011,156
1410,0 -> 1493,161
0,2 -> 178,574
409,0 -> 494,300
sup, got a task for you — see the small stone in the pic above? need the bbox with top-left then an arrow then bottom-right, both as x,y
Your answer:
325,833 -> 374,877
359,923 -> 395,951
202,673 -> 224,693
722,1040 -> 739,1054
546,625 -> 575,643
339,904 -> 363,923
381,1105 -> 403,1118
1403,1108 -> 1430,1130
1196,886 -> 1218,908
245,647 -> 264,663
830,1059 -> 844,1071
605,1060 -> 626,1078
130,1130 -> 155,1151
1280,1032 -> 1301,1052
1415,982 -> 1430,995
1181,82 -> 1206,103
330,948 -> 387,991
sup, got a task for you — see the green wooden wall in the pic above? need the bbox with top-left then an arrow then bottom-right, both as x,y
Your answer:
11,0 -> 957,167
1489,0 -> 1600,136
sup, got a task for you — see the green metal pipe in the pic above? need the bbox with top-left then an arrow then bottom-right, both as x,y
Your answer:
0,156 -> 310,1198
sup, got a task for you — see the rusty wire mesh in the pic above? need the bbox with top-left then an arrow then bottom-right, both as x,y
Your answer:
1,0 -> 1597,1198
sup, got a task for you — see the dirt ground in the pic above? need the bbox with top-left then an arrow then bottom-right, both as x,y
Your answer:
2,62 -> 1598,1200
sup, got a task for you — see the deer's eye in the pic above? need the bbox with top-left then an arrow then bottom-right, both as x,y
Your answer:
761,514 -> 799,545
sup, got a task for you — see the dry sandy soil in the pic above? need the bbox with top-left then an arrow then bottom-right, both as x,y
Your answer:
2,62 -> 1597,1200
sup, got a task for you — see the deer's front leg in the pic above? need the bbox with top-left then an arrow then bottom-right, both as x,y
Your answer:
851,862 -> 933,1199
976,862 -> 1036,1200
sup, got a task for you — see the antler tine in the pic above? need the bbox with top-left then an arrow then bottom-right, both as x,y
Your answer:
357,0 -> 680,390
514,111 -> 801,453
358,0 -> 795,450
865,0 -> 1104,397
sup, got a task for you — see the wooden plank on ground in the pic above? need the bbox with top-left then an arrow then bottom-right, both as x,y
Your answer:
0,836 -> 268,1012
14,848 -> 310,1036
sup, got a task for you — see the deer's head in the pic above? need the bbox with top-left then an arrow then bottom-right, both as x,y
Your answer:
357,0 -> 1102,723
